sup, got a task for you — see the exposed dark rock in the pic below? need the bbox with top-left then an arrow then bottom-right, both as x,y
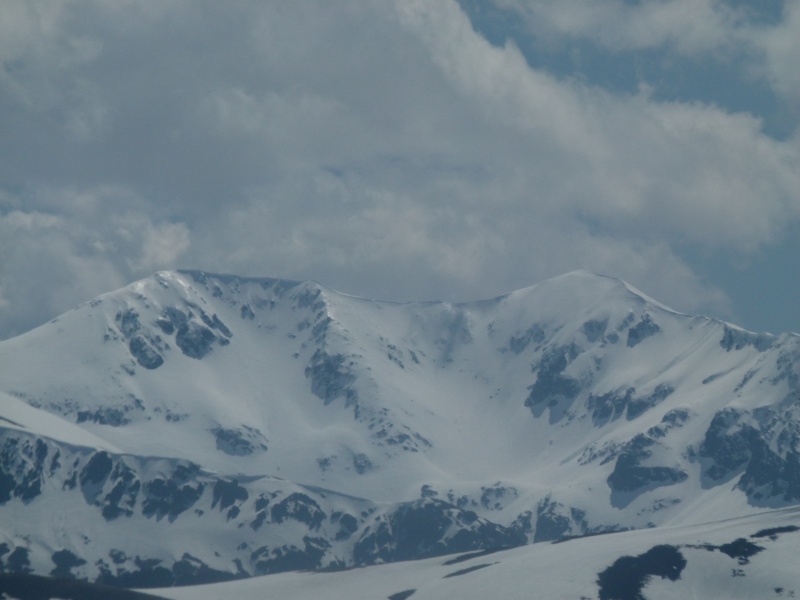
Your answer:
647,408 -> 689,440
250,511 -> 267,531
533,497 -> 590,542
582,319 -> 608,343
254,493 -> 273,512
0,546 -> 31,574
175,321 -> 217,359
141,470 -> 204,521
588,388 -> 635,425
250,492 -> 278,531
305,350 -> 357,407
334,513 -> 359,541
0,573 -> 170,600
534,500 -> 572,543
509,324 -> 547,354
212,479 -> 249,512
0,470 -> 14,505
271,493 -> 326,530
525,345 -> 582,417
295,287 -> 327,312
352,453 -> 373,474
250,537 -> 330,575
718,538 -> 764,564
509,510 -> 534,541
480,483 -> 517,511
212,427 -> 267,456
597,545 -> 686,600
0,438 -> 48,503
159,307 -> 188,332
96,556 -> 173,589
171,553 -> 243,586
352,499 -> 523,565
76,407 -> 130,426
699,409 -> 757,482
751,526 -> 800,540
626,315 -> 661,348
116,309 -> 141,339
80,452 -> 114,504
198,311 -> 232,339
50,549 -> 87,579
128,336 -> 163,370
607,434 -> 688,501
737,443 -> 800,504
721,326 -> 774,352
657,408 -> 690,428
101,461 -> 140,520
700,408 -> 800,504
155,306 -> 229,359
626,384 -> 674,420
608,463 -> 688,494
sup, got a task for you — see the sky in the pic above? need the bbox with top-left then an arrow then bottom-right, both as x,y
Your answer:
0,0 -> 798,340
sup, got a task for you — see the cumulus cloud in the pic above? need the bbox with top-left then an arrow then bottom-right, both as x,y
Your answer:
487,0 -> 800,107
753,0 -> 800,104
397,1 -> 800,244
0,186 -> 190,337
0,0 -> 798,338
488,0 -> 747,54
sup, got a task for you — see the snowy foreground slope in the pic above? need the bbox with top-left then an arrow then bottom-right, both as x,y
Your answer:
0,269 -> 799,588
156,507 -> 800,600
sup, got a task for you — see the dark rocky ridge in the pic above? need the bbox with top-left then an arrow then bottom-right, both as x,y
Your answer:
0,430 -> 527,587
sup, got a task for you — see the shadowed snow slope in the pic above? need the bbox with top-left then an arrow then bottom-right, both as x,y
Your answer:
0,270 -> 798,587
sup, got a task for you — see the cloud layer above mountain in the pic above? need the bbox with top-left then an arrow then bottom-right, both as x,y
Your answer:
1,0 -> 798,338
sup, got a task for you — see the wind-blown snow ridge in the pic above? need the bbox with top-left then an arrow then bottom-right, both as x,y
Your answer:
0,269 -> 798,588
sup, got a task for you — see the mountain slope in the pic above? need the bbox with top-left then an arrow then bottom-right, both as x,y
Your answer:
0,269 -> 798,585
154,506 -> 800,600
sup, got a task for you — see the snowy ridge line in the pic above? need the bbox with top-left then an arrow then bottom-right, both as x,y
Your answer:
0,269 -> 799,588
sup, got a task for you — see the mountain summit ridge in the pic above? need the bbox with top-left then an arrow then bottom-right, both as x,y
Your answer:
0,269 -> 798,586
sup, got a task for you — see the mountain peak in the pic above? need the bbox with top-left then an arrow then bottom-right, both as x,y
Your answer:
535,270 -> 675,310
1,267 -> 799,586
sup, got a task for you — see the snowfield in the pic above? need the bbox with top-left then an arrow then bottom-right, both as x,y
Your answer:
1,270 -> 798,594
155,507 -> 800,600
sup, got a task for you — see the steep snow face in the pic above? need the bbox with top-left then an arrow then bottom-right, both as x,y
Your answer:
0,269 -> 799,584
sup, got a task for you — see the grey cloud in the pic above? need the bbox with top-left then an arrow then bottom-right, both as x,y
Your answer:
487,0 -> 800,106
753,0 -> 800,104
0,186 -> 189,338
399,1 -> 800,245
0,0 -> 797,339
488,0 -> 747,54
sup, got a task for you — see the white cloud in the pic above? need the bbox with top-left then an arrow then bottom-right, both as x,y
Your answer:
0,187 -> 190,337
115,214 -> 191,272
753,0 -> 800,104
396,0 -> 800,248
488,0 -> 800,107
0,0 -> 797,338
489,0 -> 745,55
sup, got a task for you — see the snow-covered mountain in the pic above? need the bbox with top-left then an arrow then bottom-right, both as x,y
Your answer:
154,506 -> 800,600
0,269 -> 798,588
